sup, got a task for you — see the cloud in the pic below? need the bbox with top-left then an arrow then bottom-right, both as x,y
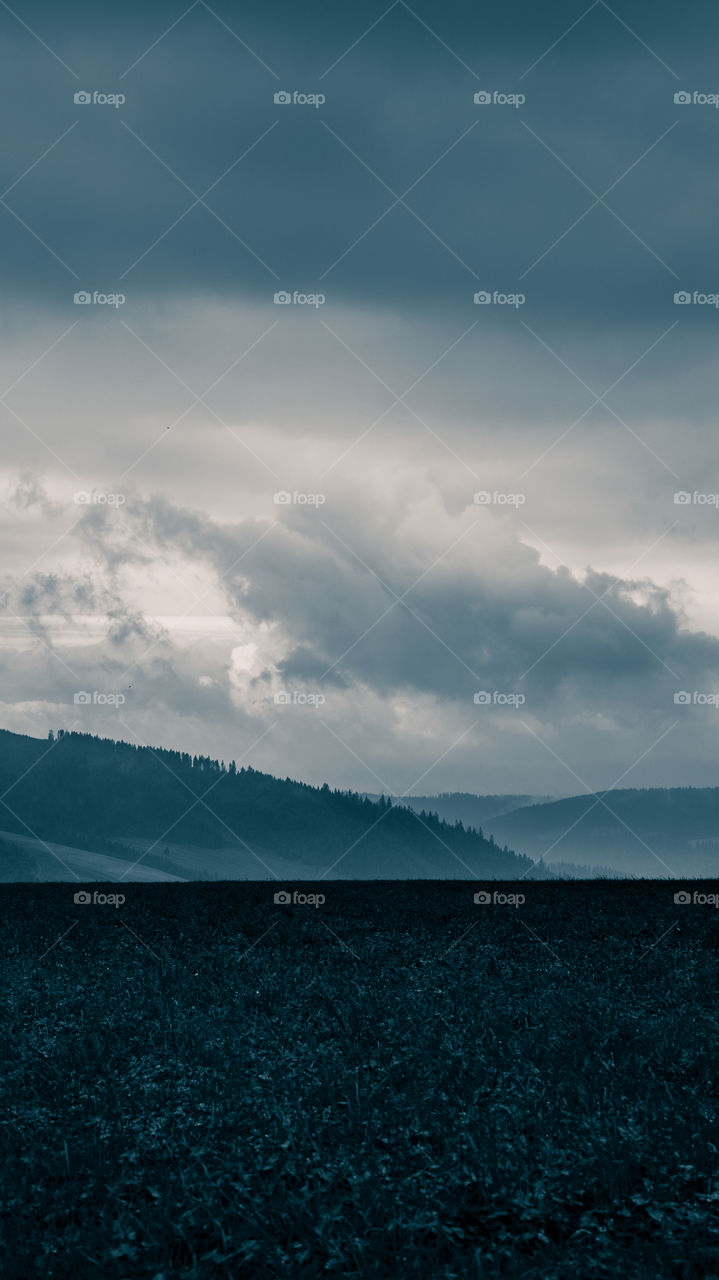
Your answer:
0,0 -> 715,335
6,473 -> 63,519
0,468 -> 717,792
48,482 -> 718,786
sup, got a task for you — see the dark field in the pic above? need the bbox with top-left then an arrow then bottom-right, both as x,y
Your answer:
2,881 -> 719,1278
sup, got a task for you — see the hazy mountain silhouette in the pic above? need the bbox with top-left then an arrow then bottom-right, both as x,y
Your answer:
363,792 -> 555,828
0,729 -> 537,881
488,788 -> 719,877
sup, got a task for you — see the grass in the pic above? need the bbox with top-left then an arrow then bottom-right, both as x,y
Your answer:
2,880 -> 719,1278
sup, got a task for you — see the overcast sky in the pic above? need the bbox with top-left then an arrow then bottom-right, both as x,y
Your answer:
1,0 -> 719,795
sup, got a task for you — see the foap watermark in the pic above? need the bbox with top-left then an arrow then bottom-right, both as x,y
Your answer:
674,690 -> 719,708
74,890 -> 125,907
674,290 -> 719,307
74,690 -> 126,707
274,889 -> 325,906
474,690 -> 526,707
74,291 -> 125,308
674,90 -> 719,108
74,90 -> 125,108
474,889 -> 525,906
474,90 -> 525,108
674,890 -> 719,906
274,290 -> 325,308
274,490 -> 325,506
474,290 -> 525,308
274,90 -> 325,108
274,690 -> 326,707
474,490 -> 525,507
674,491 -> 719,506
74,490 -> 126,506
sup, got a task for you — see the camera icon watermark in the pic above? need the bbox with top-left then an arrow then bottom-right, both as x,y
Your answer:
474,690 -> 526,708
273,490 -> 326,506
673,690 -> 719,708
474,290 -> 525,308
74,90 -> 125,108
74,490 -> 126,506
74,690 -> 126,707
473,90 -> 525,108
673,90 -> 719,107
674,889 -> 719,906
673,290 -> 719,307
74,291 -> 125,308
274,889 -> 325,906
273,690 -> 326,707
474,490 -> 525,507
74,889 -> 125,906
474,889 -> 525,906
673,490 -> 719,506
273,290 -> 325,308
274,90 -> 325,107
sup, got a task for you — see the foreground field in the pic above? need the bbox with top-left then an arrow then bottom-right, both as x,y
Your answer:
2,881 -> 719,1278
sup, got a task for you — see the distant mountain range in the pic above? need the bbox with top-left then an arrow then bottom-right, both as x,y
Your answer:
3,728 -> 717,881
364,792 -> 555,829
0,729 -> 537,882
486,789 -> 719,877
363,787 -> 719,877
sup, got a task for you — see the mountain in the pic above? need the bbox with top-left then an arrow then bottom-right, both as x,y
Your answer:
487,788 -> 719,877
363,792 -> 555,829
0,728 -> 537,881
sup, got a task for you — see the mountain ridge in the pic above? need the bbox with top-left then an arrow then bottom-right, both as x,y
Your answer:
0,728 -> 536,881
487,786 -> 719,876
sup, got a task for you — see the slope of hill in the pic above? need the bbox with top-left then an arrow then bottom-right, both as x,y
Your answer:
0,728 -> 536,881
488,788 -> 719,877
364,792 -> 555,829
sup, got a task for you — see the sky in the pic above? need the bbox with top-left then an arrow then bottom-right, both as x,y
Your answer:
1,0 -> 719,796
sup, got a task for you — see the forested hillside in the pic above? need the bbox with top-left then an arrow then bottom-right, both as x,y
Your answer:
0,729 -> 534,880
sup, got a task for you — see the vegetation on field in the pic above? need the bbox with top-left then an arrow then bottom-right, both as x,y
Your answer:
2,881 -> 718,1278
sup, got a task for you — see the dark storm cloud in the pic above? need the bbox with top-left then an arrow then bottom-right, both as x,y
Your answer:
77,491 -> 719,713
1,0 -> 718,331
